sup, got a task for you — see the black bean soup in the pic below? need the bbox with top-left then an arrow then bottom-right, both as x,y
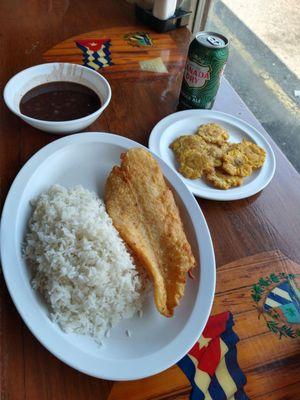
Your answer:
19,81 -> 101,121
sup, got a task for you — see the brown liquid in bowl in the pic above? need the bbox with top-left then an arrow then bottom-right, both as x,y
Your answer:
20,81 -> 102,121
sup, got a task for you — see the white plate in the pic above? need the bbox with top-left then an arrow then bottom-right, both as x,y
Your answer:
149,110 -> 276,200
0,132 -> 215,381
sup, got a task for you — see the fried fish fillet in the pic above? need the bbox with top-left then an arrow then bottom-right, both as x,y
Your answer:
104,148 -> 196,317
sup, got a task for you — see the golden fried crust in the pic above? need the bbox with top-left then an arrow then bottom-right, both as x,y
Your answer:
241,140 -> 266,169
170,135 -> 206,157
205,143 -> 225,167
222,145 -> 253,177
205,168 -> 243,189
178,149 -> 214,179
169,126 -> 266,189
104,148 -> 196,317
170,135 -> 221,176
197,123 -> 229,145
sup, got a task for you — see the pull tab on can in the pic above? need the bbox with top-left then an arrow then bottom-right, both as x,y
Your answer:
196,31 -> 228,49
207,35 -> 224,47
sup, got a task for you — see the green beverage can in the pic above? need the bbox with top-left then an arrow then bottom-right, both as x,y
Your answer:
178,31 -> 229,110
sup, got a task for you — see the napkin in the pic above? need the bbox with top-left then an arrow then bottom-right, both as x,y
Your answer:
178,312 -> 248,400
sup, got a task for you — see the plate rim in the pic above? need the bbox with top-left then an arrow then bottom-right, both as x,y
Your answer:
149,109 -> 276,200
0,132 -> 216,380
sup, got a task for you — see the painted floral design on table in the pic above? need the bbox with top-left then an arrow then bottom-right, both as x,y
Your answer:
252,272 -> 300,339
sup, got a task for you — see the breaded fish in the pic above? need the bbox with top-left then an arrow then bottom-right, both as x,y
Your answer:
105,148 -> 196,317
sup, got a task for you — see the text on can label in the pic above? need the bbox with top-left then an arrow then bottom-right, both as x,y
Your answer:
184,61 -> 210,88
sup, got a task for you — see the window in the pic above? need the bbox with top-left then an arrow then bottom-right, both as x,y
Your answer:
202,0 -> 300,171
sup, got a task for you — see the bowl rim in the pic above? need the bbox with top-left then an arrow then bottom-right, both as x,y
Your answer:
3,62 -> 112,125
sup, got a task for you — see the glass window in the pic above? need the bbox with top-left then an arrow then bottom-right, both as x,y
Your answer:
204,0 -> 300,171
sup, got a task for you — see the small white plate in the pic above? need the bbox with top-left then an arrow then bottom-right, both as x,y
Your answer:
149,110 -> 276,201
0,132 -> 215,380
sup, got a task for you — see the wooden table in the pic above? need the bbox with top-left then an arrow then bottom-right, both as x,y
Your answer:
1,1 -> 299,399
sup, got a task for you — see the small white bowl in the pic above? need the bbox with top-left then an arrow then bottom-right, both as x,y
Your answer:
3,63 -> 111,134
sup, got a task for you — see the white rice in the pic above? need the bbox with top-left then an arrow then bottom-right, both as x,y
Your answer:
24,184 -> 144,342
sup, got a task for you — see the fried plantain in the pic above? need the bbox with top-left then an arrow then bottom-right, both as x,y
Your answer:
170,124 -> 266,189
205,142 -> 226,167
170,134 -> 206,157
178,149 -> 214,179
222,144 -> 253,177
241,139 -> 266,169
205,168 -> 244,189
196,123 -> 229,145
